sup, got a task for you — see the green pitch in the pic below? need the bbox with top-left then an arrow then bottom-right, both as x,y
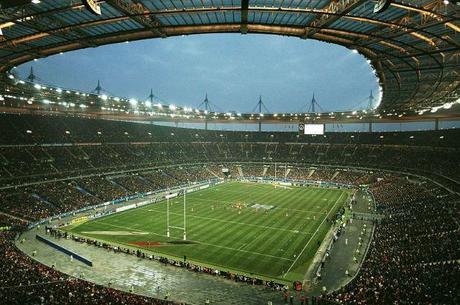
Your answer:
65,182 -> 349,282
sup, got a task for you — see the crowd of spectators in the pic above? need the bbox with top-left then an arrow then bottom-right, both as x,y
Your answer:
308,169 -> 337,181
0,187 -> 52,221
111,174 -> 156,194
241,165 -> 263,177
2,163 -> 377,222
1,142 -> 458,188
34,181 -> 100,214
77,176 -> 129,202
141,170 -> 182,190
288,167 -> 313,180
0,216 -> 180,305
0,165 -> 221,221
0,113 -> 459,189
323,178 -> 459,305
14,159 -> 418,218
0,113 -> 459,304
331,170 -> 376,186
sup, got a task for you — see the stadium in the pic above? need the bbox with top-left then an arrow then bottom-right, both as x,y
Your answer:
0,1 -> 459,305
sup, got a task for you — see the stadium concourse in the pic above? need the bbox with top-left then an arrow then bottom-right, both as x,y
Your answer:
0,113 -> 458,305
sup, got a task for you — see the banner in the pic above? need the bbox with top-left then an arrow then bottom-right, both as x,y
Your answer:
70,216 -> 88,225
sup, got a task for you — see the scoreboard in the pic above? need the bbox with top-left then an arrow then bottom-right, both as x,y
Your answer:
298,123 -> 325,135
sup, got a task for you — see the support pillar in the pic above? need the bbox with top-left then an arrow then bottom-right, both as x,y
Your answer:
368,121 -> 373,133
435,118 -> 439,131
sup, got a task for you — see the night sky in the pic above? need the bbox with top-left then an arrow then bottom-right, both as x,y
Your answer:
17,33 -> 379,113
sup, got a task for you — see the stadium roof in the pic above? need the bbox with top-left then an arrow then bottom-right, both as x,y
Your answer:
0,0 -> 459,119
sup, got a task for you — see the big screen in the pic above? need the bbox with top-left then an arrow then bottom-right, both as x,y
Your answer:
299,124 -> 324,135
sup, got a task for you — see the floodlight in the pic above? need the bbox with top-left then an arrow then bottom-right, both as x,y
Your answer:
129,98 -> 138,106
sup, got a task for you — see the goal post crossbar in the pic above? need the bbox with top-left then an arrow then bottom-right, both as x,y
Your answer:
169,225 -> 185,230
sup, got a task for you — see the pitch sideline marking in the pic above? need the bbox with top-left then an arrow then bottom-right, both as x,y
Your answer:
282,192 -> 345,278
91,220 -> 295,262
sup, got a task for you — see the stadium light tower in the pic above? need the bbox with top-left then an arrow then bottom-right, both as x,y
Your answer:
91,80 -> 115,98
306,93 -> 324,113
368,90 -> 375,111
93,80 -> 103,95
198,93 -> 212,130
27,67 -> 36,83
311,93 -> 316,113
252,95 -> 270,132
147,88 -> 156,104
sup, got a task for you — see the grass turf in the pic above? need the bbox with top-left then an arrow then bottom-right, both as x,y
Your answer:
66,181 -> 349,282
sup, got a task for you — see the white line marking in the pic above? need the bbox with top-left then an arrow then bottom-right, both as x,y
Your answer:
91,220 -> 294,262
150,209 -> 313,235
282,192 -> 345,278
238,229 -> 267,251
191,196 -> 327,214
196,241 -> 294,262
237,243 -> 247,250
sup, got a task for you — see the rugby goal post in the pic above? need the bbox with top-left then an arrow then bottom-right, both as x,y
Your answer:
166,189 -> 187,240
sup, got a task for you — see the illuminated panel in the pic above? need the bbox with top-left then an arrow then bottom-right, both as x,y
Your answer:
299,124 -> 325,135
